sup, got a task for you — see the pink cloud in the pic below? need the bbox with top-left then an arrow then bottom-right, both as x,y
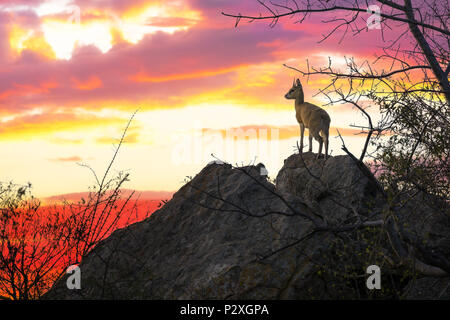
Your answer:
71,76 -> 103,91
0,0 -> 419,119
0,21 -> 301,114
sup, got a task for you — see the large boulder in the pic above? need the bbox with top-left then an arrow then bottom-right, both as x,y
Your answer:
43,152 -> 449,299
276,152 -> 382,222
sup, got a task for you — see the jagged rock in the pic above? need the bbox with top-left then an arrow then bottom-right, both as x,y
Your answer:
43,153 -> 448,299
276,152 -> 382,222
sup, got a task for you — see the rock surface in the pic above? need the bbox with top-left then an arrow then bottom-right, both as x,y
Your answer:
44,152 -> 449,299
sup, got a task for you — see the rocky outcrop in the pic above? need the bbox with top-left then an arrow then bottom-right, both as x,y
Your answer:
276,153 -> 382,222
44,152 -> 449,299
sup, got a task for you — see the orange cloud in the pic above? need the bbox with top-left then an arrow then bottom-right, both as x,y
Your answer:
72,76 -> 103,90
145,16 -> 199,28
8,25 -> 56,60
48,156 -> 83,162
0,81 -> 59,100
0,112 -> 124,141
130,64 -> 248,83
21,33 -> 56,60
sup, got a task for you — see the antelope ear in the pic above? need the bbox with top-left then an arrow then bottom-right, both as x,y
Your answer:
296,79 -> 301,86
293,78 -> 296,87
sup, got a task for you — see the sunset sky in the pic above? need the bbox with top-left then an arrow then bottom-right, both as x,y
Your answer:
0,0 -> 394,198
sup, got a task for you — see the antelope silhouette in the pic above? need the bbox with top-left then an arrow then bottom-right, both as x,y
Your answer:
285,78 -> 331,159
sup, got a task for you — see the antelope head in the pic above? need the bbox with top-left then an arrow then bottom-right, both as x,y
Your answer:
284,78 -> 303,100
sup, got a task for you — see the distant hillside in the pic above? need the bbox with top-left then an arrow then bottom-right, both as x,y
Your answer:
43,189 -> 174,204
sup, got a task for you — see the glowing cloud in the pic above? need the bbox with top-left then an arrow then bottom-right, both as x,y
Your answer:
72,76 -> 103,90
5,0 -> 203,60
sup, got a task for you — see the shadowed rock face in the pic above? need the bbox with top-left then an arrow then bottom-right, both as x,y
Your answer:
43,152 -> 449,300
276,153 -> 382,221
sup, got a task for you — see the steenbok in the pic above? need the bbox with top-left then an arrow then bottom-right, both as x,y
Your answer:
285,78 -> 331,159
